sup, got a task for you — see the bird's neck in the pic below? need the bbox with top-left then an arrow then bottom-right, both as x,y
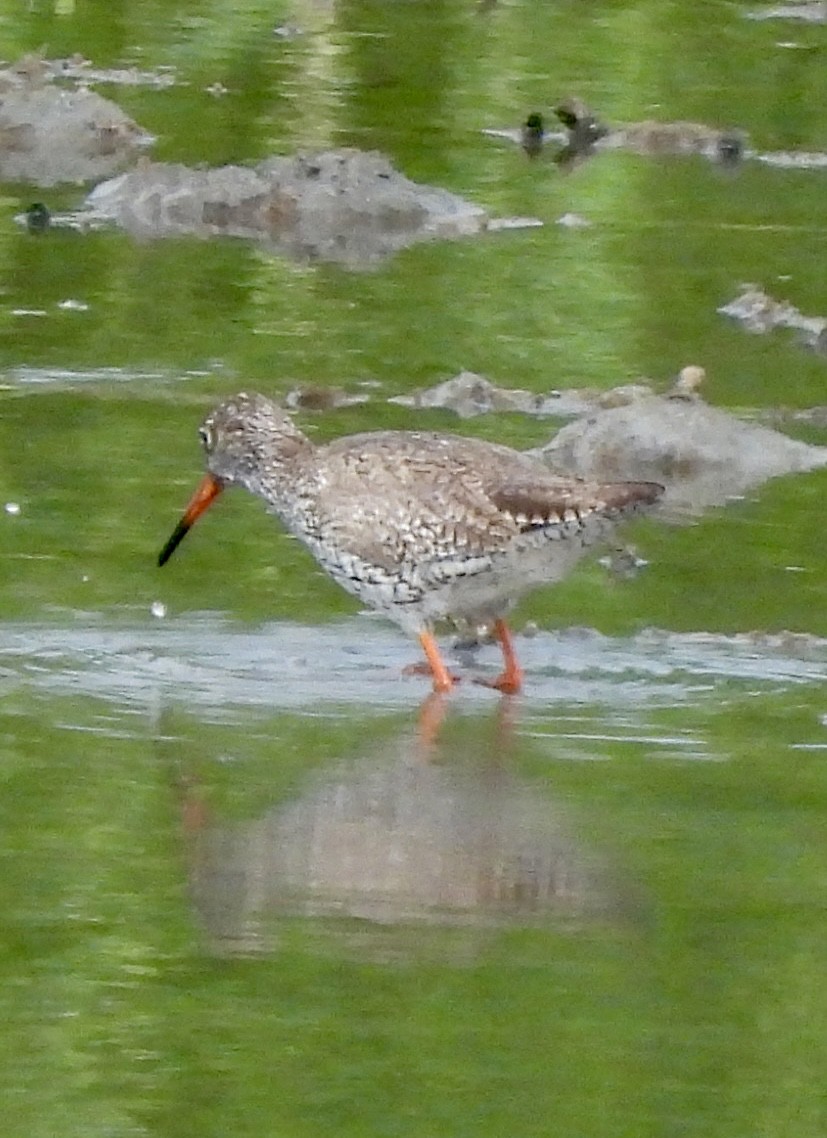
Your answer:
247,429 -> 315,506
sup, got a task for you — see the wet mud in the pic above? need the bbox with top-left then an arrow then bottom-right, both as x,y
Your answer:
0,57 -> 152,186
82,149 -> 539,267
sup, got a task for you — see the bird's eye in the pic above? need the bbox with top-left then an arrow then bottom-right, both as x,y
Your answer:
199,424 -> 213,451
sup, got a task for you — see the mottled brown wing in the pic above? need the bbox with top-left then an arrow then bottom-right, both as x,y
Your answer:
312,431 -> 663,569
486,477 -> 664,532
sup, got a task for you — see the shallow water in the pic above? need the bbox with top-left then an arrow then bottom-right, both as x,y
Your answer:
2,1 -> 827,1135
3,613 -> 826,719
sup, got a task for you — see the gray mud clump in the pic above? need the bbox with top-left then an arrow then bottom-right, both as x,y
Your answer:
0,62 -> 152,186
85,149 -> 538,268
535,395 -> 827,515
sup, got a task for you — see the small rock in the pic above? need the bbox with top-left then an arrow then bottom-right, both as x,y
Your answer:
151,600 -> 167,619
393,371 -> 554,418
284,385 -> 368,411
666,365 -> 706,400
598,546 -> 650,580
597,383 -> 654,409
556,212 -> 591,229
718,285 -> 825,340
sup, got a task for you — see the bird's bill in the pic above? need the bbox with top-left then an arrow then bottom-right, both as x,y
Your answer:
158,473 -> 223,566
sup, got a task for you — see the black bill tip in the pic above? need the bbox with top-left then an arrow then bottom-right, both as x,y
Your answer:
158,521 -> 191,567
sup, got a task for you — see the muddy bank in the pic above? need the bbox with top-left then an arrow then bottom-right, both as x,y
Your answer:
26,52 -> 177,89
0,59 -> 152,186
534,393 -> 827,514
719,285 -> 827,354
484,101 -> 745,166
389,368 -> 696,419
389,370 -> 586,418
485,98 -> 827,173
293,367 -> 827,516
84,149 -> 540,268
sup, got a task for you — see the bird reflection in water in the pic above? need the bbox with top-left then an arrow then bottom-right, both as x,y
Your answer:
174,699 -> 613,959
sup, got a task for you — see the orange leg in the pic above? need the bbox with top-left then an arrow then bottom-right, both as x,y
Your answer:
417,630 -> 459,693
479,618 -> 523,695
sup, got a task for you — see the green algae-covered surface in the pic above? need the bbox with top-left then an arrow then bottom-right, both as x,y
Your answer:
2,2 -> 827,1135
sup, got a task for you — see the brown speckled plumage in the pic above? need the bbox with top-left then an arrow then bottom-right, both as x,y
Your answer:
159,392 -> 664,692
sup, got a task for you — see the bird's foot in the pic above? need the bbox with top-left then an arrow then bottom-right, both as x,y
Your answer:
474,671 -> 523,696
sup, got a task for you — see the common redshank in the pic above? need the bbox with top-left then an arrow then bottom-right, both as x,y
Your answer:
158,392 -> 663,693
